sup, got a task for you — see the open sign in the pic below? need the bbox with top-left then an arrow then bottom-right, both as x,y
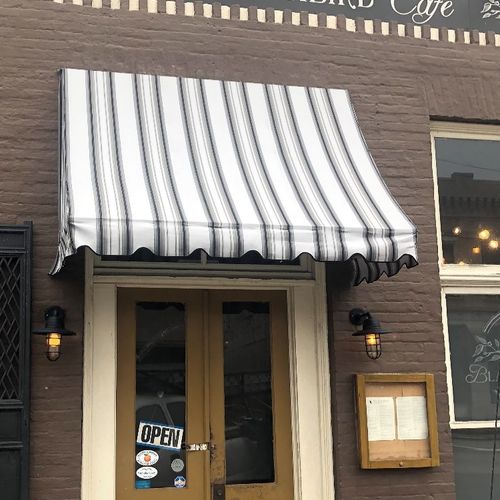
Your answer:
137,421 -> 184,451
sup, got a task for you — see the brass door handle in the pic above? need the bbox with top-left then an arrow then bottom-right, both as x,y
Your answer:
183,442 -> 210,452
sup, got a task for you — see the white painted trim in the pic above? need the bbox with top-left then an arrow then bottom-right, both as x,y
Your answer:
81,250 -> 94,500
81,261 -> 334,500
81,281 -> 117,499
441,265 -> 500,287
440,287 -> 455,425
442,285 -> 500,295
93,253 -> 314,280
432,122 -> 500,140
93,275 -> 316,288
451,421 -> 500,429
430,127 -> 444,268
313,264 -> 335,499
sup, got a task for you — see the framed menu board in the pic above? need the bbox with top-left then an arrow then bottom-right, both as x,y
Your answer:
355,374 -> 440,469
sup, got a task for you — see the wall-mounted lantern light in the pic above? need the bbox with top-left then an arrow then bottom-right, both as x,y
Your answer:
33,306 -> 75,361
349,308 -> 389,360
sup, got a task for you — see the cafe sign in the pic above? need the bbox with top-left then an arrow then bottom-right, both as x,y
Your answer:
207,0 -> 500,32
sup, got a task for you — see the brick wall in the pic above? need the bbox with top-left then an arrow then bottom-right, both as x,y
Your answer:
2,0 -> 500,497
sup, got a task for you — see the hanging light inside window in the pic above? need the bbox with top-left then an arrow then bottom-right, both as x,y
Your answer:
452,226 -> 462,236
489,240 -> 499,250
349,309 -> 389,360
32,306 -> 75,361
478,229 -> 491,240
472,246 -> 481,255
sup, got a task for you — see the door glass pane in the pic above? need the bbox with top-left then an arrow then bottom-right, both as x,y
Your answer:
436,137 -> 500,265
223,302 -> 274,485
135,302 -> 187,490
447,295 -> 500,420
453,429 -> 500,500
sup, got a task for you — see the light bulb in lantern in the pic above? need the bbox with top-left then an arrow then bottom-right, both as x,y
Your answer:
472,246 -> 481,255
452,226 -> 462,236
46,332 -> 62,361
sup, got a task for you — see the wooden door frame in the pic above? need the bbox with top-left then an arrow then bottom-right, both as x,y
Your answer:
81,253 -> 335,500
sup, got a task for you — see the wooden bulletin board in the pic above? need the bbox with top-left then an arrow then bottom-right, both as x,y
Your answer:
355,373 -> 440,469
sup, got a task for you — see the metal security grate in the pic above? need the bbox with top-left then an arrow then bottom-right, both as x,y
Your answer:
0,224 -> 31,500
0,256 -> 21,400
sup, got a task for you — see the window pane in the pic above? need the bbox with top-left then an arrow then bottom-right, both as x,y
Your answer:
223,302 -> 275,485
447,295 -> 500,421
436,138 -> 500,265
453,429 -> 500,500
135,302 -> 187,490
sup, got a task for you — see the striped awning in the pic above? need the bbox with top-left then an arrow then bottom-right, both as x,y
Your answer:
52,68 -> 417,284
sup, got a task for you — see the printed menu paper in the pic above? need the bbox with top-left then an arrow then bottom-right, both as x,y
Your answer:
396,396 -> 428,440
366,397 -> 396,442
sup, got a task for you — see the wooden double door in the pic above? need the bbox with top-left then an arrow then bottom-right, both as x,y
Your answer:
116,289 -> 293,500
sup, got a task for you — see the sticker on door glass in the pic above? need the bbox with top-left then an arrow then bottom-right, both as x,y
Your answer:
135,480 -> 151,489
136,466 -> 158,480
136,450 -> 159,466
171,458 -> 184,472
137,421 -> 184,451
174,476 -> 187,488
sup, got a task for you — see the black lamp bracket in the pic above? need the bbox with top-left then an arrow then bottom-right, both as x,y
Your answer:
349,308 -> 371,326
32,305 -> 76,336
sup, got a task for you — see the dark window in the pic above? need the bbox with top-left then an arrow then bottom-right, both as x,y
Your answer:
447,295 -> 500,421
223,302 -> 275,485
436,138 -> 500,265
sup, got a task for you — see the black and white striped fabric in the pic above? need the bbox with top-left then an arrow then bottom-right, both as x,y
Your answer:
52,68 -> 417,283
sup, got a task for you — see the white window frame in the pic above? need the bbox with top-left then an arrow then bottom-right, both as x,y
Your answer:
432,122 -> 500,432
81,251 -> 335,500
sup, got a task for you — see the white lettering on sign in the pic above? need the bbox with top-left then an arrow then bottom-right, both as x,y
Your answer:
136,422 -> 184,451
292,0 -> 460,27
324,0 -> 373,7
390,0 -> 454,25
466,364 -> 499,384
